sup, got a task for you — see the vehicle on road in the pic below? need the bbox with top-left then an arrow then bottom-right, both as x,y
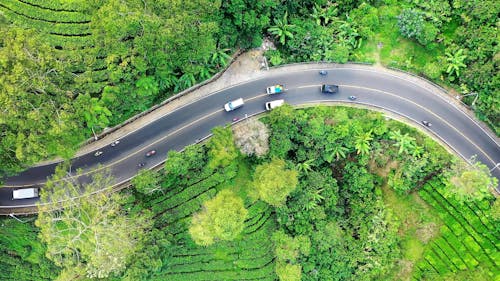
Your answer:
224,98 -> 244,112
319,70 -> 328,75
321,84 -> 339,94
137,162 -> 146,168
265,99 -> 285,111
348,95 -> 357,100
266,84 -> 286,94
94,151 -> 103,157
12,187 -> 39,200
232,117 -> 240,122
110,140 -> 120,147
422,120 -> 432,127
146,150 -> 157,157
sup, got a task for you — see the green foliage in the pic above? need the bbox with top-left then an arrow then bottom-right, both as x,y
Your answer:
207,126 -> 239,169
445,48 -> 467,80
218,0 -> 277,48
443,158 -> 498,202
132,169 -> 161,195
397,9 -> 424,40
252,158 -> 298,207
189,189 -> 248,246
275,262 -> 302,281
397,8 -> 437,45
0,218 -> 60,281
0,25 -> 84,175
268,12 -> 296,45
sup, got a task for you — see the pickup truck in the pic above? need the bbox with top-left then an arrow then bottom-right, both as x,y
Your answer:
266,84 -> 286,94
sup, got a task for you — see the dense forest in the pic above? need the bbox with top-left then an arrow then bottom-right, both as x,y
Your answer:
1,106 -> 498,281
0,0 -> 498,177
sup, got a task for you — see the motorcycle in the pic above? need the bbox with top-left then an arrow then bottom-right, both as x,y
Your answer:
348,96 -> 357,101
319,70 -> 328,76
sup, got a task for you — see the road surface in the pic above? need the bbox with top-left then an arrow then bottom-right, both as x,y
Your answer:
2,66 -> 499,209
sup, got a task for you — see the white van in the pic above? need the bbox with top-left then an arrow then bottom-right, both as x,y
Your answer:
224,98 -> 244,112
12,187 -> 39,200
265,99 -> 285,111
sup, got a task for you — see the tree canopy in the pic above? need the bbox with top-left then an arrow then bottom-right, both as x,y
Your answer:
252,158 -> 298,207
189,189 -> 248,246
36,165 -> 151,279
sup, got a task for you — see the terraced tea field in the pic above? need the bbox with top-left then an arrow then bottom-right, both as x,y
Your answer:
0,0 -> 108,95
135,162 -> 277,281
414,177 -> 499,279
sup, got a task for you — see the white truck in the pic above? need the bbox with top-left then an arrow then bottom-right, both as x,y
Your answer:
266,84 -> 286,94
224,98 -> 244,112
12,187 -> 39,200
265,99 -> 285,110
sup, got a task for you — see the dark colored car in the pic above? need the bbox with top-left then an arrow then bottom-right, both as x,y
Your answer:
146,150 -> 157,157
422,120 -> 432,127
321,84 -> 339,94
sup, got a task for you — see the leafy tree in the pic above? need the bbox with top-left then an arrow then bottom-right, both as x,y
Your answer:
132,169 -> 161,195
36,164 -> 151,279
74,93 -> 112,132
252,158 -> 298,207
218,0 -> 277,48
272,230 -> 309,281
232,118 -> 270,157
443,157 -> 498,202
207,126 -> 239,169
189,189 -> 248,246
276,262 -> 302,281
0,26 -> 83,175
397,9 -> 424,40
268,12 -> 296,45
445,48 -> 467,80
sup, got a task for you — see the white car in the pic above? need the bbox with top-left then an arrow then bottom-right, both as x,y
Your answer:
224,98 -> 244,112
265,99 -> 285,111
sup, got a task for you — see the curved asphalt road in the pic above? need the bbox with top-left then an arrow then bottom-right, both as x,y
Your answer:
2,66 -> 499,209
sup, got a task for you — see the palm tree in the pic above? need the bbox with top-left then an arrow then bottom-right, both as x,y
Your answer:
297,159 -> 314,174
325,144 -> 349,162
268,12 -> 295,45
354,131 -> 373,155
445,49 -> 467,80
302,188 -> 324,211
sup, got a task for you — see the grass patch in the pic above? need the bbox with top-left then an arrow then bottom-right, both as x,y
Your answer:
381,184 -> 441,280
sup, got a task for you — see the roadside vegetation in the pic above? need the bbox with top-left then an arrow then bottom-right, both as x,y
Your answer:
1,0 -> 498,177
1,106 -> 498,281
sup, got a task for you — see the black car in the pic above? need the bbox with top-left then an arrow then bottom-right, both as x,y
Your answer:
321,84 -> 339,94
422,120 -> 432,127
